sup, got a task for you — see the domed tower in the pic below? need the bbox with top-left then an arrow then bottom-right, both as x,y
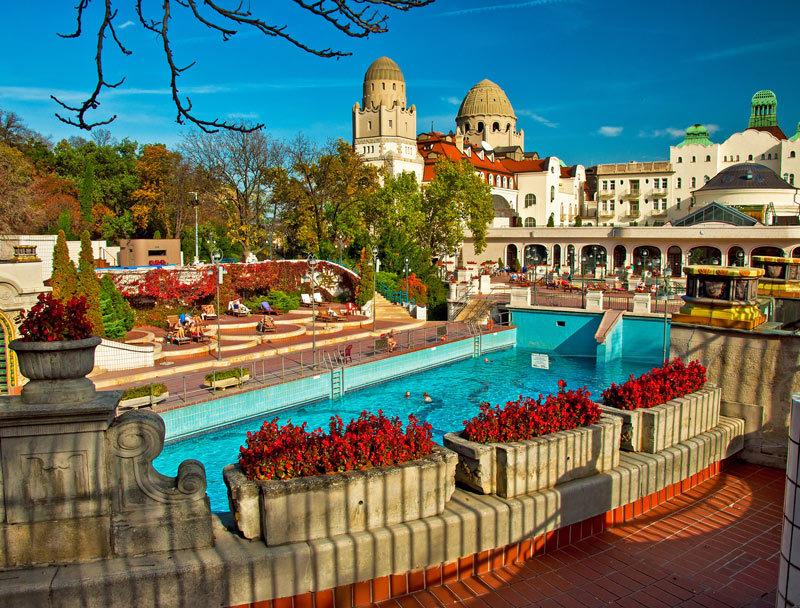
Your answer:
749,90 -> 779,129
677,124 -> 713,147
353,57 -> 422,182
455,79 -> 524,150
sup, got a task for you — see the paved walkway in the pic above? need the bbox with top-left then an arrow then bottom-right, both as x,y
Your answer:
367,461 -> 784,608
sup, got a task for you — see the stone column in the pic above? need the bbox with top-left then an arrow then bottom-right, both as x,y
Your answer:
778,395 -> 800,606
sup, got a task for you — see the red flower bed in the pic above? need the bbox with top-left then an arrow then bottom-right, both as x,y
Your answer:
239,411 -> 433,481
18,293 -> 93,342
462,380 -> 600,444
601,358 -> 706,411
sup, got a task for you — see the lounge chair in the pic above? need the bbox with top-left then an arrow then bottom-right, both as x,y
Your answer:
313,292 -> 324,305
257,315 -> 276,333
201,304 -> 217,320
300,293 -> 313,307
260,301 -> 279,315
227,300 -> 250,317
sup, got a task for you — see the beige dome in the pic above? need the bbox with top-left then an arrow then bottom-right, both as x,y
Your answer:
364,56 -> 405,83
457,79 -> 515,119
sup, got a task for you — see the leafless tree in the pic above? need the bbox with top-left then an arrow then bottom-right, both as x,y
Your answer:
53,0 -> 433,133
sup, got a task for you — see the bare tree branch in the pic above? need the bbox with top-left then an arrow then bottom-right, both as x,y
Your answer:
53,0 -> 433,133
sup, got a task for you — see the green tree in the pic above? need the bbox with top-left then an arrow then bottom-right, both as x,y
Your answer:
355,247 -> 375,308
421,157 -> 493,255
50,230 -> 78,300
77,230 -> 104,336
574,216 -> 582,227
99,275 -> 134,340
547,213 -> 555,227
79,160 -> 95,229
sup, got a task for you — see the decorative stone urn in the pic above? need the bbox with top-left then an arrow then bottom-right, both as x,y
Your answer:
10,335 -> 102,404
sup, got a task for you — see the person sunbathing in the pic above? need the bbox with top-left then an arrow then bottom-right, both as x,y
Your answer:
387,330 -> 397,352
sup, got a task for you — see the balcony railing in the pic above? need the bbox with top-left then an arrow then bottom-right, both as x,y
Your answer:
598,190 -> 616,199
598,208 -> 615,218
628,207 -> 641,218
622,189 -> 641,200
651,187 -> 668,196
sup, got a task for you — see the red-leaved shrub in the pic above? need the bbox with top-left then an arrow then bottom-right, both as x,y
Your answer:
462,380 -> 600,444
18,293 -> 93,342
601,358 -> 706,411
238,410 -> 433,481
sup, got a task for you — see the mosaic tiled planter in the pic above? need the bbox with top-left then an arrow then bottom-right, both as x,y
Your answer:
118,391 -> 169,409
223,446 -> 457,546
442,414 -> 622,499
601,386 -> 721,454
203,372 -> 250,390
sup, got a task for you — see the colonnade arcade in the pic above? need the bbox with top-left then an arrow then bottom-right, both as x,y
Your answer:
504,242 -> 800,277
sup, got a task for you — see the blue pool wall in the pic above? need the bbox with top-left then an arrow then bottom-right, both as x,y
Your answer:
161,328 -> 516,441
510,308 -> 666,363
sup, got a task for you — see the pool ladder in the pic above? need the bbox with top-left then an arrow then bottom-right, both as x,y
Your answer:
331,367 -> 343,400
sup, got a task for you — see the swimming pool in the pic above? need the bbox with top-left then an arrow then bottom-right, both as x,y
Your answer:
154,346 -> 660,511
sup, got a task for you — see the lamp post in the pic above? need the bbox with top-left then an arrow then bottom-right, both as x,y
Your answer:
308,253 -> 318,369
211,251 -> 222,360
531,251 -> 541,305
189,191 -> 199,265
403,257 -> 410,306
581,255 -> 587,308
662,267 -> 672,362
736,250 -> 744,267
372,246 -> 378,333
641,248 -> 649,284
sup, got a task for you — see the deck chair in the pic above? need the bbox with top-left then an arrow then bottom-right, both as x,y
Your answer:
300,293 -> 312,307
345,302 -> 357,316
260,301 -> 278,315
201,304 -> 217,320
339,343 -> 353,363
257,315 -> 276,333
227,299 -> 250,316
313,292 -> 324,305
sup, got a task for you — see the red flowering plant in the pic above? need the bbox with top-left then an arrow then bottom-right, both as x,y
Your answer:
600,358 -> 706,411
17,293 -> 93,342
462,380 -> 600,444
238,410 -> 434,481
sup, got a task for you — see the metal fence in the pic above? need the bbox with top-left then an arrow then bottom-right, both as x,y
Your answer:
119,322 -> 483,410
530,290 -> 583,308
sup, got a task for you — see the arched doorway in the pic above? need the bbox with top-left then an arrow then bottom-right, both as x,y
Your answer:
613,245 -> 626,271
552,244 -> 562,268
793,247 -> 800,258
688,246 -> 722,266
633,246 -> 662,275
524,245 -> 548,266
667,246 -> 682,277
751,246 -> 784,257
506,244 -> 518,269
728,246 -> 745,267
581,245 -> 608,277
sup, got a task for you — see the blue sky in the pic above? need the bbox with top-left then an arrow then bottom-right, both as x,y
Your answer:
1,0 -> 799,165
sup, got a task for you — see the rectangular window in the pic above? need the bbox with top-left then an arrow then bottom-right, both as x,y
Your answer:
602,201 -> 607,211
661,178 -> 668,189
388,120 -> 392,128
602,180 -> 607,190
148,249 -> 167,256
631,202 -> 640,212
610,200 -> 616,210
677,199 -> 681,209
630,180 -> 640,195
662,200 -> 667,210
610,181 -> 616,191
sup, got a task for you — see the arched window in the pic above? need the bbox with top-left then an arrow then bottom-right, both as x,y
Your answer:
488,174 -> 494,185
501,176 -> 506,188
465,122 -> 471,132
785,173 -> 789,182
691,156 -> 696,163
382,82 -> 385,89
761,153 -> 766,160
508,178 -> 514,189
704,175 -> 710,183
677,157 -> 683,163
791,151 -> 797,158
477,122 -> 484,132
506,123 -> 511,131
550,185 -> 555,201
691,177 -> 696,187
392,83 -> 396,90
524,217 -> 535,227
705,155 -> 711,162
525,193 -> 536,207
492,122 -> 500,132
723,155 -> 727,162
677,177 -> 682,188
748,154 -> 753,160
371,83 -> 374,91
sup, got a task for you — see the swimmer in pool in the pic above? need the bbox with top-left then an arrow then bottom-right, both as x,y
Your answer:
405,391 -> 410,398
423,392 -> 432,403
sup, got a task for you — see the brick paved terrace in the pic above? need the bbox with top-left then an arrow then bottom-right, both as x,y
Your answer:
355,461 -> 783,608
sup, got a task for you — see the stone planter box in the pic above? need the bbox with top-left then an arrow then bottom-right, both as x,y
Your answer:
223,445 -> 457,546
204,372 -> 250,390
442,414 -> 622,499
601,386 -> 721,453
118,391 -> 169,409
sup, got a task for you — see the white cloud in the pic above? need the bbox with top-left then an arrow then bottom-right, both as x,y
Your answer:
637,127 -> 688,138
443,96 -> 461,105
598,126 -> 623,137
518,109 -> 558,129
694,38 -> 796,62
437,0 -> 573,17
706,123 -> 720,134
226,112 -> 259,119
118,20 -> 135,29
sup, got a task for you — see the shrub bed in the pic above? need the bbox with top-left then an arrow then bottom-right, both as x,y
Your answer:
121,383 -> 167,400
239,411 -> 433,481
462,381 -> 599,444
601,358 -> 706,411
205,367 -> 249,384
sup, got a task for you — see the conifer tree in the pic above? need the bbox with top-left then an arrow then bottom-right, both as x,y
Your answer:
355,247 -> 375,308
99,275 -> 134,340
51,230 -> 78,301
77,230 -> 104,336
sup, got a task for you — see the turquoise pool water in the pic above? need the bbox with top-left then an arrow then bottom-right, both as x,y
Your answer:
154,346 -> 659,511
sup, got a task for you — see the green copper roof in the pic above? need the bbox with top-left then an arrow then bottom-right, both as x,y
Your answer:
790,122 -> 800,142
676,124 -> 713,148
559,159 -> 567,168
749,89 -> 778,128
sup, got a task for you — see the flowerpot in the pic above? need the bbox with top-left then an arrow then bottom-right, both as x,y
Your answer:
443,414 -> 622,498
118,391 -> 169,410
600,386 -> 721,453
203,373 -> 250,390
9,335 -> 102,404
223,445 -> 457,545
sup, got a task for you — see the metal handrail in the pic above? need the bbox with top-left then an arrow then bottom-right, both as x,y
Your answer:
376,281 -> 415,308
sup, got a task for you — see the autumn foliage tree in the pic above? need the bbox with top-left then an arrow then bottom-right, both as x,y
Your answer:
77,230 -> 104,336
50,230 -> 78,301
